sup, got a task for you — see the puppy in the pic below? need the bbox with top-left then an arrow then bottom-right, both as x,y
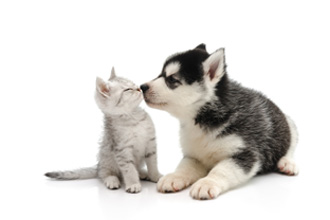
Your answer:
140,44 -> 298,200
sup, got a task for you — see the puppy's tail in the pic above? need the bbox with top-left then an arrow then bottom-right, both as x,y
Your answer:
45,165 -> 97,180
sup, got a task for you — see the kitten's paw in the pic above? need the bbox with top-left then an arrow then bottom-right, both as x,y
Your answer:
278,157 -> 299,176
148,173 -> 163,183
190,178 -> 222,200
157,173 -> 190,193
126,183 -> 142,193
103,176 -> 121,189
139,170 -> 162,183
139,170 -> 148,180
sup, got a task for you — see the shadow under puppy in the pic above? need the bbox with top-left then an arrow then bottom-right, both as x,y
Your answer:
140,44 -> 298,200
46,68 -> 162,193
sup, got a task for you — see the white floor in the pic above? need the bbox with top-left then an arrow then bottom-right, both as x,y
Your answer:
2,102 -> 329,219
1,1 -> 330,219
3,157 -> 329,220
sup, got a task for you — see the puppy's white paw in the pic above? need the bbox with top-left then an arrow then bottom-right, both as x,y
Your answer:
190,178 -> 222,200
126,183 -> 142,193
278,157 -> 299,176
104,176 -> 121,189
157,173 -> 191,193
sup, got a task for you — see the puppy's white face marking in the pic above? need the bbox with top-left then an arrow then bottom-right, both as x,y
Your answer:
142,47 -> 225,120
142,59 -> 218,119
143,82 -> 209,119
165,62 -> 180,77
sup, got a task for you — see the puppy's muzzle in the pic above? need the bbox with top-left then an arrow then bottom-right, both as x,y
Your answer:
140,84 -> 150,93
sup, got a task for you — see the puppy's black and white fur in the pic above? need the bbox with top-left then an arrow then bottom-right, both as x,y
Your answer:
141,44 -> 298,200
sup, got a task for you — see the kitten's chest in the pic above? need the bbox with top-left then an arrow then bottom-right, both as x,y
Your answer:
114,117 -> 153,148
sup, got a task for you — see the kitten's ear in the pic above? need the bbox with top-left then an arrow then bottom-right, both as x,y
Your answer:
202,48 -> 226,82
109,67 -> 117,80
96,77 -> 110,97
195,43 -> 206,51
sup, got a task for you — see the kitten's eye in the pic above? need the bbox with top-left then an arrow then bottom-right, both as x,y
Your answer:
124,88 -> 133,92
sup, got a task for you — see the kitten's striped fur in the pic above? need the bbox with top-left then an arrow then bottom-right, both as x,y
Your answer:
45,68 -> 161,193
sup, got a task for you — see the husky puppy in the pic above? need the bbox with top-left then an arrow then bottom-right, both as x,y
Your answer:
140,44 -> 298,200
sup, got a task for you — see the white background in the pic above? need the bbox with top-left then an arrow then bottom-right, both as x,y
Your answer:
1,0 -> 329,219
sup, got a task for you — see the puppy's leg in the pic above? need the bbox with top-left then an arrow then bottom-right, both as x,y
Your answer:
190,158 -> 259,200
278,115 -> 299,176
157,157 -> 208,193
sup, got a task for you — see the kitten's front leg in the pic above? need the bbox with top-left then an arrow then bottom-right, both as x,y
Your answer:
98,166 -> 121,190
157,157 -> 208,193
145,139 -> 162,183
114,146 -> 141,193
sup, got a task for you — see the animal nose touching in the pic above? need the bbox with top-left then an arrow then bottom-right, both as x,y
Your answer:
140,84 -> 149,93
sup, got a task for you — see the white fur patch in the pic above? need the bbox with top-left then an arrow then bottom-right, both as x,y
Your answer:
145,77 -> 208,119
277,115 -> 299,175
190,160 -> 260,199
285,115 -> 298,158
165,62 -> 180,77
278,157 -> 299,175
180,122 -> 245,170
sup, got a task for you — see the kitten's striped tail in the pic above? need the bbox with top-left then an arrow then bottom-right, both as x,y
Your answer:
45,166 -> 97,180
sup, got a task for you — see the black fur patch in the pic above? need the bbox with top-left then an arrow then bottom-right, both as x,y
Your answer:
194,75 -> 291,174
195,43 -> 206,51
195,74 -> 232,129
163,49 -> 209,85
232,149 -> 257,173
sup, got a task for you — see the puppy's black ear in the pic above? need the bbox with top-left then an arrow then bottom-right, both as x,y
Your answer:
195,43 -> 206,51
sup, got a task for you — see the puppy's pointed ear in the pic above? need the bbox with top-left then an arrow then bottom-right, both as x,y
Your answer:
203,48 -> 226,81
195,43 -> 206,51
109,67 -> 117,80
96,77 -> 110,97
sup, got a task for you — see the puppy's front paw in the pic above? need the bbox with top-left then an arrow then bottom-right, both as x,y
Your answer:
190,178 -> 222,200
157,173 -> 190,193
126,183 -> 142,193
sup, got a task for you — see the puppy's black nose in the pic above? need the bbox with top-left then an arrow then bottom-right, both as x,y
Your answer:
140,84 -> 149,93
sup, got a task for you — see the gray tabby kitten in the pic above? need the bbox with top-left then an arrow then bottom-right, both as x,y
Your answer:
45,68 -> 162,193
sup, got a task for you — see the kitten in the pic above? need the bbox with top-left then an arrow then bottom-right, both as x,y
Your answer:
45,68 -> 162,193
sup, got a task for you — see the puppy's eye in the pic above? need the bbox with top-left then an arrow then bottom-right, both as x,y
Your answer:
124,88 -> 133,92
167,75 -> 180,84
